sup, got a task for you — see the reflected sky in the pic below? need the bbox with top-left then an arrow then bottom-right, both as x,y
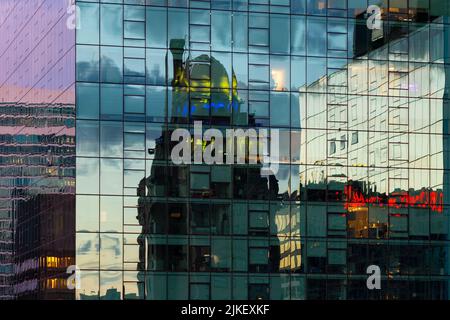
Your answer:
73,2 -> 450,300
0,0 -> 75,104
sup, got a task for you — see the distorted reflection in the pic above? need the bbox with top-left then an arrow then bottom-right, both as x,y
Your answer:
72,2 -> 450,300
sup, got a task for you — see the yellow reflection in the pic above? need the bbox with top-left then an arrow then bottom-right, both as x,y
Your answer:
274,212 -> 302,272
271,69 -> 286,91
46,278 -> 67,289
45,256 -> 73,268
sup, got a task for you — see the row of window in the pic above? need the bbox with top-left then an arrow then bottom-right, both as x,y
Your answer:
75,140 -> 449,168
76,0 -> 450,24
76,194 -> 450,238
76,45 -> 449,91
75,235 -> 449,274
76,3 -> 448,61
76,273 -> 450,300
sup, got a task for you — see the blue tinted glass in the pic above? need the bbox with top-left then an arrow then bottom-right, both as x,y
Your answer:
147,7 -> 167,47
146,49 -> 167,85
101,121 -> 123,158
270,14 -> 290,54
212,0 -> 231,10
125,96 -> 145,114
124,58 -> 146,77
291,15 -> 306,55
101,4 -> 123,46
77,2 -> 99,45
101,84 -> 123,121
76,158 -> 99,195
77,120 -> 99,157
101,47 -> 123,83
270,92 -> 290,126
307,17 -> 326,56
125,21 -> 145,39
291,0 -> 306,14
168,8 -> 188,46
77,45 -> 100,82
77,83 -> 99,120
212,11 -> 232,51
147,86 -> 167,120
291,56 -> 306,91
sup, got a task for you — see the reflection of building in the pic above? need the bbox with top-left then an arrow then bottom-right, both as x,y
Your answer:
10,0 -> 450,301
15,194 -> 75,299
1,102 -> 76,299
0,0 -> 75,299
353,1 -> 439,57
68,1 -> 450,300
0,102 -> 76,299
136,39 -> 303,299
300,16 -> 450,299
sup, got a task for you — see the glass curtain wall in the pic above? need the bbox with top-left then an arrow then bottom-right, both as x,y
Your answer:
75,0 -> 450,300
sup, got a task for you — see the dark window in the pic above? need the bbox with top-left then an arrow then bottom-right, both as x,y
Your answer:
351,131 -> 359,145
330,140 -> 336,155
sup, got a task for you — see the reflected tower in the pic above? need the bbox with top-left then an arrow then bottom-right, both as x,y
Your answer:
135,37 -> 301,299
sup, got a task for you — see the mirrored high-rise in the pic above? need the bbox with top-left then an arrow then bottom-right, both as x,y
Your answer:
4,0 -> 450,300
73,0 -> 450,300
0,0 -> 76,300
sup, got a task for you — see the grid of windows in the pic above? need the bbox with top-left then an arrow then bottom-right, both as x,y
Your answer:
76,0 -> 450,300
0,0 -> 76,299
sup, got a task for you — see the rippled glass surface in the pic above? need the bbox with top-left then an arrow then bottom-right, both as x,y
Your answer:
0,0 -> 75,299
73,0 -> 450,300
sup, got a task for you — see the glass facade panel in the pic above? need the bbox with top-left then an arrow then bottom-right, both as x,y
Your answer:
5,0 -> 450,301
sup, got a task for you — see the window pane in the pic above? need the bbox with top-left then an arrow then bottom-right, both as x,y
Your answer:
100,234 -> 123,270
307,17 -> 326,56
76,233 -> 99,269
271,55 -> 290,92
147,7 -> 167,47
125,21 -> 145,39
77,2 -> 99,45
146,86 -> 166,120
212,11 -> 232,51
101,4 -> 123,45
101,84 -> 123,120
76,195 -> 99,232
77,45 -> 99,82
125,59 -> 146,78
125,96 -> 145,114
100,121 -> 123,158
77,83 -> 99,120
146,124 -> 166,160
77,120 -> 99,157
168,8 -> 188,46
146,49 -> 167,85
211,238 -> 231,270
291,56 -> 306,91
77,158 -> 99,195
100,196 -> 123,233
100,271 -> 122,300
233,13 -> 248,52
270,14 -> 290,54
100,159 -> 123,195
101,47 -> 123,83
270,92 -> 290,126
291,16 -> 306,55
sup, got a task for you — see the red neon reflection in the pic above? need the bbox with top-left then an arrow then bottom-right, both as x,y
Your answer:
344,186 -> 443,213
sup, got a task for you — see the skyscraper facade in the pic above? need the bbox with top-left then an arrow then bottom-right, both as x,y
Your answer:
0,0 -> 75,299
73,0 -> 450,300
2,0 -> 450,300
